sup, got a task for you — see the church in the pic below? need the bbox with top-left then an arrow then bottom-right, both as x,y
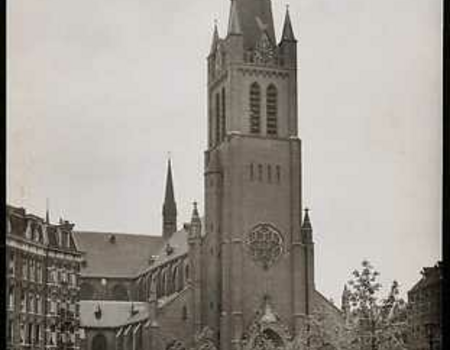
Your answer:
73,0 -> 345,349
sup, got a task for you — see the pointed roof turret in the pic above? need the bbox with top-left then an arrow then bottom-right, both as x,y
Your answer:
301,208 -> 313,243
301,207 -> 312,230
227,0 -> 242,36
281,6 -> 296,42
209,21 -> 220,55
191,201 -> 201,224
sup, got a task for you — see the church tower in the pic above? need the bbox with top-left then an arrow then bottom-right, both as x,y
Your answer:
162,158 -> 177,240
202,1 -> 314,350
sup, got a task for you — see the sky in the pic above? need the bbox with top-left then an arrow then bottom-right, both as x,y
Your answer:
7,0 -> 442,304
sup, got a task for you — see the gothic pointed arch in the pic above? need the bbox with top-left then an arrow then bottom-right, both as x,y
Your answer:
242,297 -> 292,350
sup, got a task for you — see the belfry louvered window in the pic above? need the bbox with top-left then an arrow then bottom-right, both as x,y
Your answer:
215,93 -> 221,143
266,84 -> 278,136
249,82 -> 261,134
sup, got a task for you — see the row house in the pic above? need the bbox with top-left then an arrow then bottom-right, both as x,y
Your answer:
6,205 -> 82,350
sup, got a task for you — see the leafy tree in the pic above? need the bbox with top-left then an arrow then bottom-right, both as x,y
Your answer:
345,260 -> 408,350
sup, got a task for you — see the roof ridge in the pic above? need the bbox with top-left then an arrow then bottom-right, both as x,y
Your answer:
74,230 -> 163,239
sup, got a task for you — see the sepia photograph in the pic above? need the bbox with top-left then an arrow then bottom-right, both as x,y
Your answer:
6,0 -> 442,350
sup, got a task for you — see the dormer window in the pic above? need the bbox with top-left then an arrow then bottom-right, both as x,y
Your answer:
166,244 -> 174,256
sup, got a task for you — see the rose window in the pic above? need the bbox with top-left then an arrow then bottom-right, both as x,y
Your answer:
246,224 -> 284,269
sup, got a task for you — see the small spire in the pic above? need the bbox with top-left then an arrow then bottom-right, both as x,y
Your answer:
301,207 -> 313,243
210,20 -> 220,54
227,0 -> 242,36
281,5 -> 296,41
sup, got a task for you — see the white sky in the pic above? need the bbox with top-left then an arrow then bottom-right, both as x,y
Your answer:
7,0 -> 442,304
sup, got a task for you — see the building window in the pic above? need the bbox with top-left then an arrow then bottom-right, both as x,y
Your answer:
35,324 -> 40,344
250,82 -> 261,134
215,93 -> 221,144
267,165 -> 272,183
258,164 -> 263,181
177,263 -> 184,292
36,262 -> 42,282
36,294 -> 41,314
21,291 -> 26,312
276,165 -> 281,184
250,163 -> 254,181
8,286 -> 14,310
22,257 -> 28,280
221,87 -> 226,141
30,260 -> 35,281
9,251 -> 14,276
29,293 -> 34,313
266,84 -> 278,136
182,305 -> 188,320
50,325 -> 56,345
20,323 -> 25,344
7,319 -> 13,342
185,264 -> 190,282
27,323 -> 33,345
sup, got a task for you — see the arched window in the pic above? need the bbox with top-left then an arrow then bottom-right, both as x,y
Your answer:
80,282 -> 94,300
249,83 -> 261,134
276,165 -> 281,184
92,333 -> 108,350
161,270 -> 167,297
112,284 -> 128,301
182,305 -> 188,320
177,263 -> 184,292
266,84 -> 278,136
221,87 -> 226,141
185,264 -> 190,283
156,271 -> 163,298
172,266 -> 178,294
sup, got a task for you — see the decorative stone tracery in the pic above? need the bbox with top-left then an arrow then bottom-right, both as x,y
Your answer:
246,224 -> 284,270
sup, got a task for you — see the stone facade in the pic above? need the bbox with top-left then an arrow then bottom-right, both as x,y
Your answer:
6,205 -> 82,350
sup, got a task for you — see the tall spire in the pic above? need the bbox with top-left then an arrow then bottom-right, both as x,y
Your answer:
227,0 -> 242,36
231,0 -> 275,49
162,157 -> 177,240
281,5 -> 296,41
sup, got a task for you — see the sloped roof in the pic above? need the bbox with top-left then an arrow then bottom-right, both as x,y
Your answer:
73,231 -> 164,278
409,263 -> 442,294
137,218 -> 205,275
80,301 -> 149,328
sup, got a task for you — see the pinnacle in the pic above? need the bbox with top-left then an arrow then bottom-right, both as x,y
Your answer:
281,5 -> 296,41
